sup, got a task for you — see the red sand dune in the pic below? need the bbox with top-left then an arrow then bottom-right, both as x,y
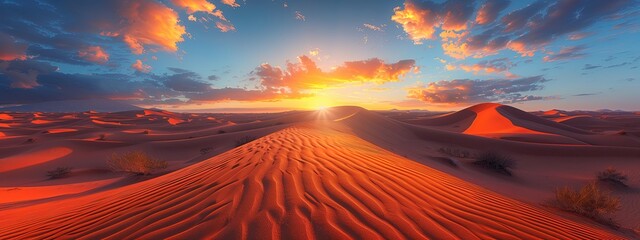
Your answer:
91,119 -> 124,126
0,113 -> 13,120
0,147 -> 72,173
30,119 -> 54,125
0,125 -> 623,239
167,117 -> 185,125
463,103 -> 544,135
46,128 -> 78,134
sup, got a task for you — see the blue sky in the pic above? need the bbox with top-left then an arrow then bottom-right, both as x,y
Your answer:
0,0 -> 639,111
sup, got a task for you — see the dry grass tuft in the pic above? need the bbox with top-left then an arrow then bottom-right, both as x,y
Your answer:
107,151 -> 167,175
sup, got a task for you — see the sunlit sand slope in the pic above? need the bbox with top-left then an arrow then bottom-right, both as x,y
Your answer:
0,125 -> 622,239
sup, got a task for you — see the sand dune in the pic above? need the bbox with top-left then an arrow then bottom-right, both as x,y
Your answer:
0,124 -> 623,239
0,105 -> 638,238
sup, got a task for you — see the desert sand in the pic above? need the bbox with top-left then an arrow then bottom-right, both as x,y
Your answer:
1,104 -> 639,239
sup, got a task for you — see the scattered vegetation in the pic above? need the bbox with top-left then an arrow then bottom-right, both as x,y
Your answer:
217,130 -> 226,134
432,157 -> 458,167
472,152 -> 515,176
142,130 -> 150,134
554,182 -> 620,226
107,150 -> 167,175
47,167 -> 72,179
97,133 -> 106,141
235,136 -> 257,147
200,147 -> 214,155
25,138 -> 35,144
438,146 -> 472,158
597,167 -> 628,187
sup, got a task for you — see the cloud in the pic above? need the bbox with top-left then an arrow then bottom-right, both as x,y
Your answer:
78,46 -> 109,64
131,59 -> 152,73
208,75 -> 219,81
447,57 -> 513,74
295,11 -> 306,21
391,0 -> 475,44
215,21 -> 236,32
363,23 -> 385,32
0,33 -> 28,61
393,0 -> 634,58
309,48 -> 320,56
117,0 -> 187,54
583,64 -> 601,70
407,76 -> 549,104
221,0 -> 239,7
0,60 -> 58,89
568,32 -> 592,40
475,0 -> 510,25
163,70 -> 212,92
573,92 -> 599,97
543,46 -> 587,62
254,56 -> 417,93
171,0 -> 235,32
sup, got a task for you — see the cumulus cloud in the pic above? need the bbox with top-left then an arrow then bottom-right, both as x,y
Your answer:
391,0 -> 475,44
475,0 -> 510,25
117,0 -> 187,54
78,46 -> 109,64
0,33 -> 28,61
132,59 -> 152,73
0,60 -> 58,89
254,55 -> 417,93
543,46 -> 587,62
407,76 -> 549,104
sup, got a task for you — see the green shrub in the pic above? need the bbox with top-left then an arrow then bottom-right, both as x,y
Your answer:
107,151 -> 167,175
473,152 -> 515,176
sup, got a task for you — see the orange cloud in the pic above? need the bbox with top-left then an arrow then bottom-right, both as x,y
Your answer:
78,46 -> 109,64
255,55 -> 417,93
171,0 -> 215,14
171,0 -> 234,31
391,0 -> 474,44
391,2 -> 439,44
131,59 -> 151,73
0,33 -> 28,61
221,0 -> 239,7
119,0 -> 187,54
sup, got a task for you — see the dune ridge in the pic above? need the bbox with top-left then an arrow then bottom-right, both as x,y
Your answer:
0,124 -> 622,239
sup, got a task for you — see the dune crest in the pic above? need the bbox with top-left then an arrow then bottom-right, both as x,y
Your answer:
0,125 -> 621,239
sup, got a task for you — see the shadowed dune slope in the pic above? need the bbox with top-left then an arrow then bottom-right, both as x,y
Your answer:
0,124 -> 622,239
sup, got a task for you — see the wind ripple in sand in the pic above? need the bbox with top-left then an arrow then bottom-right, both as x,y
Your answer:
0,126 -> 622,239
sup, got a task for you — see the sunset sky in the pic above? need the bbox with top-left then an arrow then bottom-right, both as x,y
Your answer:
0,0 -> 639,111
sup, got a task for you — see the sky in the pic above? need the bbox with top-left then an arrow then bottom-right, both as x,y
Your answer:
0,0 -> 639,112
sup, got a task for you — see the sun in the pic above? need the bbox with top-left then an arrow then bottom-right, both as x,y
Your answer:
317,106 -> 329,111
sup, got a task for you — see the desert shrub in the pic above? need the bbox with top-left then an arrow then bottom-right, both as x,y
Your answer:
25,138 -> 35,143
438,146 -> 471,158
473,152 -> 515,176
554,182 -> 620,220
217,130 -> 226,134
200,147 -> 214,155
47,167 -> 72,179
597,167 -> 628,187
142,130 -> 150,134
235,136 -> 256,147
97,133 -> 106,141
107,151 -> 167,175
